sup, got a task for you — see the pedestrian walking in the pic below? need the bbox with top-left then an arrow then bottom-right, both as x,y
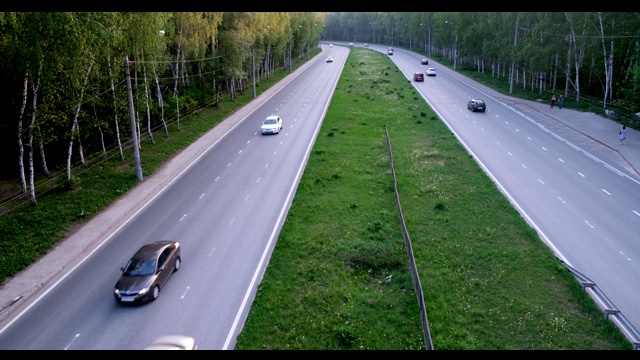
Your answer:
550,94 -> 556,108
620,125 -> 627,145
558,95 -> 564,109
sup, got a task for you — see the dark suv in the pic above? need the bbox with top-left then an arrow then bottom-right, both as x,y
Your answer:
467,99 -> 486,112
413,72 -> 424,82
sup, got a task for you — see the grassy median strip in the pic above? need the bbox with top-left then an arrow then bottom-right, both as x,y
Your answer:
234,48 -> 630,349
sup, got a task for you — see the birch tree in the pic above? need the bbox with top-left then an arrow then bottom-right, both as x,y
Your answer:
598,12 -> 615,108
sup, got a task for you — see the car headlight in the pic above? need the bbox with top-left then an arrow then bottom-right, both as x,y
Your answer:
139,287 -> 149,295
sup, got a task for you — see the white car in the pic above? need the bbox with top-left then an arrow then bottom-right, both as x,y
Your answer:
329,44 -> 333,47
261,115 -> 283,135
144,335 -> 197,350
426,67 -> 436,76
326,56 -> 333,63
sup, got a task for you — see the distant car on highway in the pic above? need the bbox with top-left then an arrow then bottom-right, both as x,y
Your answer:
413,72 -> 424,82
387,49 -> 393,55
467,99 -> 487,112
364,43 -> 368,47
114,241 -> 181,304
261,115 -> 283,135
326,56 -> 333,63
425,67 -> 436,76
329,44 -> 333,47
421,58 -> 429,65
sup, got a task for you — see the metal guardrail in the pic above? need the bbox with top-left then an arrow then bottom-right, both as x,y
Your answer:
385,127 -> 433,350
564,262 -> 640,350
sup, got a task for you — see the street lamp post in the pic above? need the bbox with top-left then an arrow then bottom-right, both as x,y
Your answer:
251,43 -> 256,98
123,29 -> 167,181
445,20 -> 458,70
420,22 -> 432,57
370,22 -> 375,44
289,29 -> 293,72
124,53 -> 143,181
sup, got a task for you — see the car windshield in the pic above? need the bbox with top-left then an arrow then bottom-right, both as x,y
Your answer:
264,119 -> 277,125
123,258 -> 156,276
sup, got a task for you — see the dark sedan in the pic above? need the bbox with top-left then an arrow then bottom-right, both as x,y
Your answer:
114,241 -> 181,304
467,99 -> 487,112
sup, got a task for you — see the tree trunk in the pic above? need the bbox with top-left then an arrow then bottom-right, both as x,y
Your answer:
181,49 -> 189,87
17,72 -> 28,194
38,137 -> 51,177
143,61 -> 155,144
93,106 -> 106,153
598,12 -> 614,108
77,124 -> 85,165
28,59 -> 44,206
67,61 -> 93,182
154,66 -> 168,136
509,14 -> 519,94
107,54 -> 125,160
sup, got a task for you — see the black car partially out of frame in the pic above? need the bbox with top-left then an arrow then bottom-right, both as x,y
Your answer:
114,241 -> 181,304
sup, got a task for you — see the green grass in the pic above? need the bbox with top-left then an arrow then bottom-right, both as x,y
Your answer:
0,47 -> 632,349
234,48 -> 631,349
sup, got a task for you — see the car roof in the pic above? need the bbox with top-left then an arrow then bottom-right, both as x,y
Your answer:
143,335 -> 197,350
133,241 -> 177,260
265,115 -> 280,120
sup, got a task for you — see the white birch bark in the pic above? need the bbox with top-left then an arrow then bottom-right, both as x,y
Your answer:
143,61 -> 155,144
509,14 -> 519,94
17,72 -> 28,194
182,50 -> 189,87
153,66 -> 168,136
38,136 -> 51,177
573,19 -> 588,102
28,59 -> 43,205
66,61 -> 93,182
107,54 -> 125,160
598,12 -> 613,108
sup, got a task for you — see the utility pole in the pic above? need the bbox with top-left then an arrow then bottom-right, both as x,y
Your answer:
124,53 -> 143,181
252,43 -> 256,98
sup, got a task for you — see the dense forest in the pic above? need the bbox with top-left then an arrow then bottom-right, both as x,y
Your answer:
0,12 -> 325,206
1,12 -> 640,209
324,12 -> 640,115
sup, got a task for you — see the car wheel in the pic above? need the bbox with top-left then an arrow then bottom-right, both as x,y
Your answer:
174,257 -> 181,272
151,285 -> 160,301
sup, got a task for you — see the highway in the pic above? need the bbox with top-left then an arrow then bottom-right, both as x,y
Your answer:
0,45 -> 349,350
1,42 -> 639,349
